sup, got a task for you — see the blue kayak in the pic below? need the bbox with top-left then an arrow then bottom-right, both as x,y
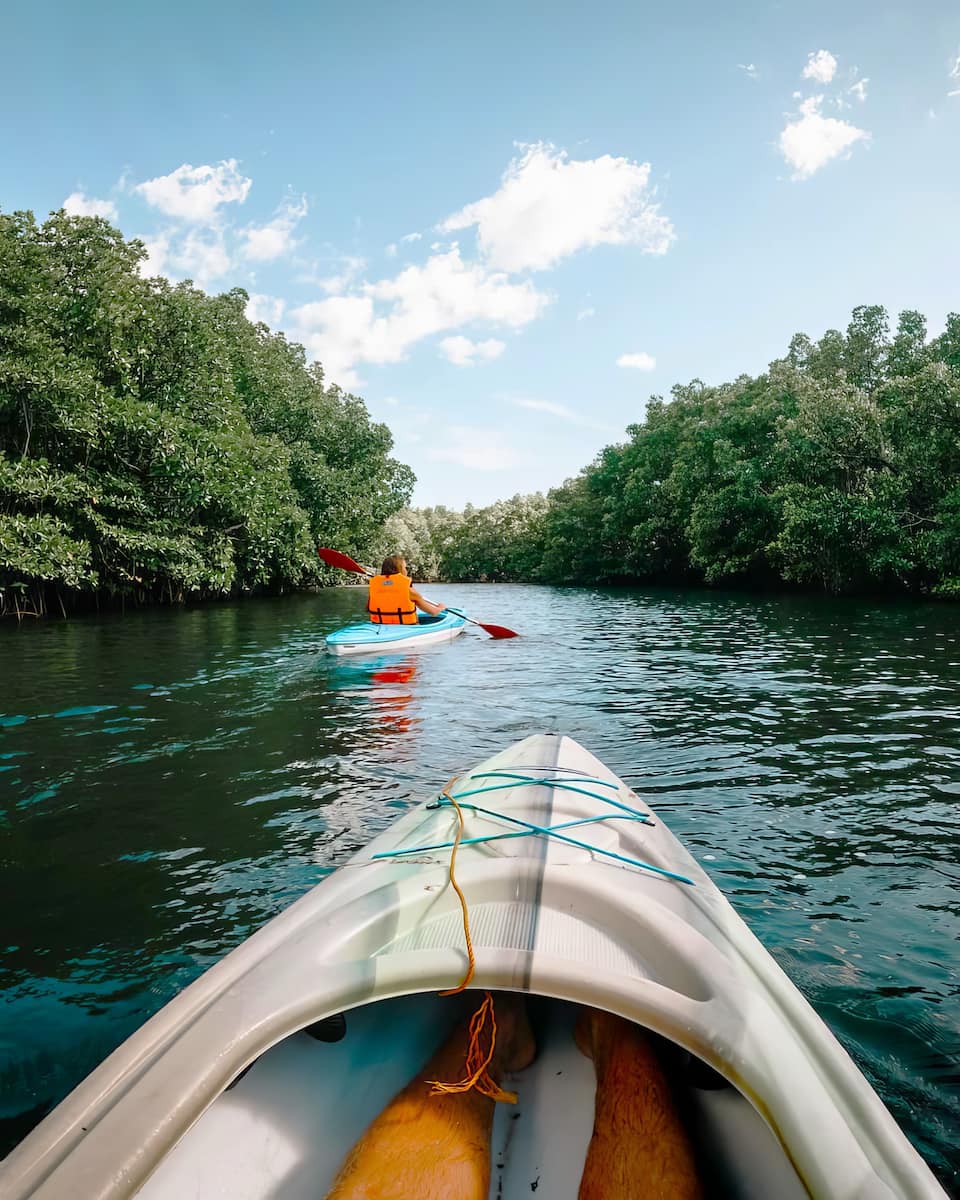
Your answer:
324,610 -> 466,656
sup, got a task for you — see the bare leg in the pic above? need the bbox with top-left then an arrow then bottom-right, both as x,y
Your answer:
325,994 -> 535,1200
575,1008 -> 703,1200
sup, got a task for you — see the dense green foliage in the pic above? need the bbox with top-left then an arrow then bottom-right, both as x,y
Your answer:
394,306 -> 960,596
373,497 -> 550,583
0,210 -> 413,616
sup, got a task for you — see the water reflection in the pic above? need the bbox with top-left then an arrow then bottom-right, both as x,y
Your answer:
368,661 -> 420,737
328,655 -> 422,742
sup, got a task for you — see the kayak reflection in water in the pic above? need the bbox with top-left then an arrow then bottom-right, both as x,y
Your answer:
367,555 -> 447,626
325,993 -> 702,1200
370,661 -> 418,735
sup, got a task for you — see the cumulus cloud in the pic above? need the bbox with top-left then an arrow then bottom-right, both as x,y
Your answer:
137,235 -> 171,279
245,293 -> 286,327
440,142 -> 674,272
135,227 -> 232,286
439,335 -> 506,366
301,255 -> 367,294
400,232 -> 422,244
738,63 -> 758,79
577,306 -> 596,321
291,245 -> 548,387
168,230 -> 232,284
848,78 -> 869,103
427,426 -> 527,471
134,160 -> 251,223
802,50 -> 838,84
617,351 -> 656,370
239,195 -> 307,261
779,95 -> 869,180
63,191 -> 118,222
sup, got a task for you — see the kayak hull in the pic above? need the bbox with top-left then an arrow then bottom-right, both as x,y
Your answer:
0,735 -> 946,1200
324,610 -> 466,655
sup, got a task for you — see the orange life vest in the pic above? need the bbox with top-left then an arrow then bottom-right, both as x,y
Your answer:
367,573 -> 417,624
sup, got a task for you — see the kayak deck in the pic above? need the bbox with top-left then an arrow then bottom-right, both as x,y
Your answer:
135,993 -> 807,1200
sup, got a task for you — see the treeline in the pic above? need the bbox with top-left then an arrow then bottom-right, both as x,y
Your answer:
0,210 -> 413,617
384,306 -> 960,596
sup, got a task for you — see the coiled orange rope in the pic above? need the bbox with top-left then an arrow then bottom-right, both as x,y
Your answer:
427,778 -> 517,1104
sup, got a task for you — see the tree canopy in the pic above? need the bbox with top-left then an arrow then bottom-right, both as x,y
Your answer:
4,223 -> 957,614
0,210 -> 413,616
388,305 -> 960,597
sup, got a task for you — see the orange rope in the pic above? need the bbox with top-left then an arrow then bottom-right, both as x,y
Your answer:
428,991 -> 516,1104
427,778 -> 517,1105
437,778 -> 474,997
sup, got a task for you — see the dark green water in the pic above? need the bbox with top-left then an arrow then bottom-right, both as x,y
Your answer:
1,585 -> 958,1191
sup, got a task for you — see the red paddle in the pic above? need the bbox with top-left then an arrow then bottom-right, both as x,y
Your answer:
317,547 -> 519,639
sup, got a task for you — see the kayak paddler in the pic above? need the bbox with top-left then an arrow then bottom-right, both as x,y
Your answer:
367,555 -> 446,625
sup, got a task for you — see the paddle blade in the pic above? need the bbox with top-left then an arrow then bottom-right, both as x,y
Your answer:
444,606 -> 519,639
317,547 -> 369,575
475,622 -> 519,639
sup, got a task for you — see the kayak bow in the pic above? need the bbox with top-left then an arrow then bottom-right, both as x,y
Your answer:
0,734 -> 946,1200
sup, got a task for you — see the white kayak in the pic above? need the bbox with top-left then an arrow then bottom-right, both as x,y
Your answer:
0,734 -> 946,1200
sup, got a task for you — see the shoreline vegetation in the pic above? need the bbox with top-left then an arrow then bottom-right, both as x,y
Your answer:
0,211 -> 413,619
2,211 -> 958,619
382,310 -> 960,598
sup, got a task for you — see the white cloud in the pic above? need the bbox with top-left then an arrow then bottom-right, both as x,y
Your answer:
848,78 -> 869,103
617,351 -> 656,370
509,396 -> 614,433
802,50 -> 838,85
577,306 -> 596,321
440,142 -> 674,272
63,191 -> 118,222
950,90 -> 960,99
239,195 -> 307,261
400,232 -> 422,244
135,229 -> 231,286
134,160 -> 251,223
738,63 -> 758,79
439,335 -> 506,366
138,234 -> 170,279
168,230 -> 232,284
291,245 -> 548,387
246,293 -> 286,327
427,426 -> 527,471
514,397 -> 575,418
301,255 -> 367,294
779,95 -> 869,180
385,243 -> 398,258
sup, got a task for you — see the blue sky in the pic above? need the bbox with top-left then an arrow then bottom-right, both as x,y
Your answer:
3,0 -> 958,506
